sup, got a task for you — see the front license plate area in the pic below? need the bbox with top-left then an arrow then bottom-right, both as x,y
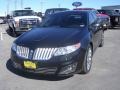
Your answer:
24,61 -> 36,69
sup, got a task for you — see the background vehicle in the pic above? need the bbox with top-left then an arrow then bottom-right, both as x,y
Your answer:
97,9 -> 120,28
11,10 -> 104,76
7,9 -> 42,36
0,18 -> 4,24
44,8 -> 69,18
0,17 -> 7,24
74,8 -> 110,30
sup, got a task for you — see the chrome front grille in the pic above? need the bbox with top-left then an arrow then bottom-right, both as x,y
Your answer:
33,48 -> 57,60
19,18 -> 39,28
16,46 -> 29,58
16,46 -> 57,60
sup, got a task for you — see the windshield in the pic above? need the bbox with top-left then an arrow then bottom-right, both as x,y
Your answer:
41,12 -> 87,28
13,10 -> 35,17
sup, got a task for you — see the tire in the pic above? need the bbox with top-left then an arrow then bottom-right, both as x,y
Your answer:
13,31 -> 18,37
8,25 -> 12,31
80,45 -> 93,74
99,31 -> 104,47
12,26 -> 18,37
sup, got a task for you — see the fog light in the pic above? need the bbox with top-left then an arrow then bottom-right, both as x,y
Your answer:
59,63 -> 77,75
13,61 -> 21,69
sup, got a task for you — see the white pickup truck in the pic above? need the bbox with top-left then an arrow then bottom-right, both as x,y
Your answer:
8,9 -> 42,36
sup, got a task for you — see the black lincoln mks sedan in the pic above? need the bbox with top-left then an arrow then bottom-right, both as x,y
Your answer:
10,10 -> 104,76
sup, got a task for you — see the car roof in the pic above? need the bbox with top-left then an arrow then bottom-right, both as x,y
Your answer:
74,8 -> 95,10
97,9 -> 114,11
46,8 -> 69,10
69,10 -> 94,13
73,8 -> 98,13
51,10 -> 92,15
13,10 -> 33,12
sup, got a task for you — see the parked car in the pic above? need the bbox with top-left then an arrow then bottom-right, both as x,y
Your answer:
0,17 -> 7,24
97,9 -> 120,28
44,8 -> 69,18
0,18 -> 4,24
74,8 -> 110,30
7,9 -> 42,36
11,10 -> 104,76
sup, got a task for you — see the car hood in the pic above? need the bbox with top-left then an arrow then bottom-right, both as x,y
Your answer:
15,27 -> 87,48
13,16 -> 42,22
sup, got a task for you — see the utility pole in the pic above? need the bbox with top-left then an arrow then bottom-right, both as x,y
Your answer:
21,0 -> 23,9
14,0 -> 17,10
58,3 -> 61,8
40,0 -> 43,12
6,0 -> 10,14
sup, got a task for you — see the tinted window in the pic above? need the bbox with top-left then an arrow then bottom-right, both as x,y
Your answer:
13,10 -> 34,17
41,12 -> 87,28
89,13 -> 97,24
91,12 -> 97,20
45,10 -> 54,16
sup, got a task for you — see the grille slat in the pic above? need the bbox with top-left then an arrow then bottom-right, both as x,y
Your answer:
41,48 -> 45,59
43,48 -> 48,60
27,48 -> 29,58
45,48 -> 51,60
48,48 -> 54,59
36,48 -> 40,59
38,48 -> 42,59
16,46 -> 29,59
24,48 -> 26,57
23,47 -> 25,57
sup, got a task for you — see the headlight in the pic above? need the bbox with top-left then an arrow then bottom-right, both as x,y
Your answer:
11,43 -> 17,51
15,21 -> 19,27
13,20 -> 19,27
54,43 -> 80,56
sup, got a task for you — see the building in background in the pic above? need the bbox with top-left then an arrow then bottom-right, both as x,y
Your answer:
102,5 -> 120,10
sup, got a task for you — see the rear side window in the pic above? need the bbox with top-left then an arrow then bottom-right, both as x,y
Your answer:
45,10 -> 54,16
89,12 -> 97,24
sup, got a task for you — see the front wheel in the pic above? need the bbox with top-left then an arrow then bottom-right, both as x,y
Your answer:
12,26 -> 18,37
80,45 -> 93,74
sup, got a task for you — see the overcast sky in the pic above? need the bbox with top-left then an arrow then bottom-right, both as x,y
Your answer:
0,0 -> 120,16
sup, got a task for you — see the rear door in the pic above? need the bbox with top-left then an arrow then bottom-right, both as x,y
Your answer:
89,12 -> 101,51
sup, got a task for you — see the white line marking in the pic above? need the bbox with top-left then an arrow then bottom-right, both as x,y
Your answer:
0,32 -> 3,40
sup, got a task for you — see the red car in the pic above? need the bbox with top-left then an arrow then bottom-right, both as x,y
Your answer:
97,9 -> 120,28
74,8 -> 110,30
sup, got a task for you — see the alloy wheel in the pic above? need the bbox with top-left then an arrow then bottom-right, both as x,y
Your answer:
86,46 -> 92,71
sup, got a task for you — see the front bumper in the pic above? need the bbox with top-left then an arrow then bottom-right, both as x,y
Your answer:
14,27 -> 30,34
11,48 -> 86,76
15,19 -> 40,34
